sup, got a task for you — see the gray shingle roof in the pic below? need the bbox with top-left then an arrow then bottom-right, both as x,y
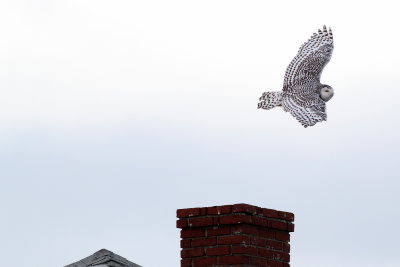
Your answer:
65,249 -> 142,267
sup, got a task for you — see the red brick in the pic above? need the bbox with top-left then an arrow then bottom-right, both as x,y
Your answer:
181,229 -> 205,238
193,257 -> 217,267
250,256 -> 267,266
207,226 -> 231,236
270,220 -> 288,231
181,247 -> 204,258
207,205 -> 232,215
181,258 -> 191,267
287,223 -> 295,232
191,237 -> 216,247
258,248 -> 273,259
283,243 -> 290,253
231,245 -> 258,256
267,260 -> 284,267
232,203 -> 258,214
220,214 -> 252,225
181,239 -> 191,248
261,209 -> 279,219
232,224 -> 259,235
212,216 -> 219,225
278,211 -> 294,222
188,217 -> 214,227
206,246 -> 230,256
273,252 -> 290,262
219,255 -> 250,265
252,216 -> 270,227
251,236 -> 266,247
200,208 -> 207,216
258,228 -> 275,239
218,235 -> 251,245
178,208 -> 201,218
275,232 -> 290,242
266,240 -> 283,251
177,219 -> 188,228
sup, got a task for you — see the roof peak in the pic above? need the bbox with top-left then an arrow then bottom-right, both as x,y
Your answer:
65,249 -> 141,267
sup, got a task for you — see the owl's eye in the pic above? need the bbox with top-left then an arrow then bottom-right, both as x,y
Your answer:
325,90 -> 329,92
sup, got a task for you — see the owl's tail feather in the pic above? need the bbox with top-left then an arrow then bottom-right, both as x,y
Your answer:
257,91 -> 283,110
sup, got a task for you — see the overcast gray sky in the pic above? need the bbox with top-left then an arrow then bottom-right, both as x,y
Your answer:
1,1 -> 399,266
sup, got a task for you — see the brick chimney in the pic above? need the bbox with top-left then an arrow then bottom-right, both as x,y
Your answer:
176,203 -> 294,267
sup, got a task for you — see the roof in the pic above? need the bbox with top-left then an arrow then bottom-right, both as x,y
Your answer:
64,249 -> 142,267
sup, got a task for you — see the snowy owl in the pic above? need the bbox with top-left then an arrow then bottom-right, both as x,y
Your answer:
258,26 -> 334,127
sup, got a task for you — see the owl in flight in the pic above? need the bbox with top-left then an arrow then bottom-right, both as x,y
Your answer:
258,26 -> 334,127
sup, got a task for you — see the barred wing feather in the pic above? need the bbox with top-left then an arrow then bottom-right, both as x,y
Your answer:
283,26 -> 334,90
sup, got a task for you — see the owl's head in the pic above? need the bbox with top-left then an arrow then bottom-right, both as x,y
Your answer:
320,85 -> 334,102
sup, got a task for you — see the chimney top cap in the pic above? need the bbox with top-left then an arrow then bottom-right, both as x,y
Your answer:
177,203 -> 294,222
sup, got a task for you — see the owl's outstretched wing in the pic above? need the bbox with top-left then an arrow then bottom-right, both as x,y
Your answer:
283,26 -> 334,90
282,86 -> 327,128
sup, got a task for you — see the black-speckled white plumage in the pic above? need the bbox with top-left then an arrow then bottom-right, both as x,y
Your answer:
258,26 -> 334,127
